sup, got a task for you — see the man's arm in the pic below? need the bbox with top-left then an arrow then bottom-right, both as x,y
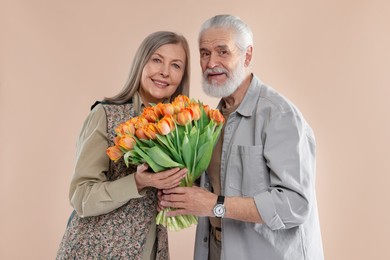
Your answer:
160,186 -> 264,223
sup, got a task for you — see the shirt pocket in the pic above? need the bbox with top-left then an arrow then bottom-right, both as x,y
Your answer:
227,145 -> 268,196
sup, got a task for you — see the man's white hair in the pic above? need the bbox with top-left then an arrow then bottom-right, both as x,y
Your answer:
198,14 -> 253,53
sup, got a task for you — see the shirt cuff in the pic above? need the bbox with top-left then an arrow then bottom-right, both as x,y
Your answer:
109,174 -> 144,202
254,191 -> 285,230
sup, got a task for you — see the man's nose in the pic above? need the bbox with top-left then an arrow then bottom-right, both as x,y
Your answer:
206,53 -> 219,69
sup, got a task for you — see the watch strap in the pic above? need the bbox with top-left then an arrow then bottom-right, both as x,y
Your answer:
217,195 -> 225,205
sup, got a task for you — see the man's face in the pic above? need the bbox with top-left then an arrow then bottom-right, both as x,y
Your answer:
199,27 -> 246,98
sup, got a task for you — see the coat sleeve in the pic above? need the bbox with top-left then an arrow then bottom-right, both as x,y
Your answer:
254,108 -> 316,230
69,104 -> 143,217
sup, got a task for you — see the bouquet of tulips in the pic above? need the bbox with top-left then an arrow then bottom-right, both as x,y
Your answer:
106,95 -> 224,231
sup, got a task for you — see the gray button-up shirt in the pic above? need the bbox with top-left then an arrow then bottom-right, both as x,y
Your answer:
194,75 -> 324,260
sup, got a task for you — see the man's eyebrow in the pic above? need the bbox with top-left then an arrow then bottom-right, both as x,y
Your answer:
215,44 -> 229,49
200,45 -> 229,52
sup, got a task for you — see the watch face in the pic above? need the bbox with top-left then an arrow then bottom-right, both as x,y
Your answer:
213,204 -> 225,217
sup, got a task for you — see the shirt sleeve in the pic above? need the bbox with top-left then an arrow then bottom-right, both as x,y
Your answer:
254,108 -> 316,230
69,104 -> 143,217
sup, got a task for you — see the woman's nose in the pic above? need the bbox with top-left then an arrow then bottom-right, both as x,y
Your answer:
160,64 -> 169,77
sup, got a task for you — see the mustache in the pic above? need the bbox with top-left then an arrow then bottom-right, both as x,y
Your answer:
203,67 -> 229,77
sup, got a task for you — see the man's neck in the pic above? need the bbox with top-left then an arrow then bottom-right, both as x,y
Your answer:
223,73 -> 253,109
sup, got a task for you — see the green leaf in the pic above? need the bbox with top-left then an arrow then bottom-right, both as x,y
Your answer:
194,142 -> 214,180
198,125 -> 212,147
189,127 -> 199,152
133,146 -> 166,172
123,150 -> 143,166
199,104 -> 210,129
156,135 -> 183,164
212,124 -> 224,143
146,146 -> 183,168
181,134 -> 194,171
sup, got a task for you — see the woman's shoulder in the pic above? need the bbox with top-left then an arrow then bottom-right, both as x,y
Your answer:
91,99 -> 134,111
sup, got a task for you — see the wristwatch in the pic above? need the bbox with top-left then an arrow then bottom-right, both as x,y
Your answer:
213,195 -> 226,218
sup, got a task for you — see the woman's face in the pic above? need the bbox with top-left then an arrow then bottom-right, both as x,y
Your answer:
139,43 -> 186,105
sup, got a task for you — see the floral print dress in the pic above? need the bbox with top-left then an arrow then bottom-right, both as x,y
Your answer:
56,102 -> 169,260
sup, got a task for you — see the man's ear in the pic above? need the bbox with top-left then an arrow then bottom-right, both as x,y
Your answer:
244,45 -> 253,67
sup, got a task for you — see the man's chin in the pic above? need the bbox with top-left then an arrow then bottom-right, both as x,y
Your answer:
202,83 -> 233,98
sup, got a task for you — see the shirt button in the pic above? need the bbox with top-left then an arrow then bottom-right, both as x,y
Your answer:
204,182 -> 209,188
203,237 -> 208,243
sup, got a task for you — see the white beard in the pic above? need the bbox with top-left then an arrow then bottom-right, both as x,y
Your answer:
202,58 -> 246,98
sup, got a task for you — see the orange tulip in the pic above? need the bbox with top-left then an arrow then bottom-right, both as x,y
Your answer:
174,95 -> 190,104
132,116 -> 149,129
106,146 -> 123,161
143,107 -> 159,123
188,102 -> 201,121
172,95 -> 190,112
157,115 -> 175,135
115,123 -> 125,136
114,136 -> 121,146
135,127 -> 148,140
144,124 -> 158,140
116,120 -> 137,136
118,135 -> 136,150
203,104 -> 210,116
155,103 -> 175,117
176,108 -> 193,126
209,109 -> 225,125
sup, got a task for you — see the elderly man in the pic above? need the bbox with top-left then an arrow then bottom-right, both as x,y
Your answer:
160,14 -> 324,260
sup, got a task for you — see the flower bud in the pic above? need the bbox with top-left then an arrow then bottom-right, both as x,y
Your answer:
106,146 -> 123,161
209,109 -> 225,125
176,108 -> 193,126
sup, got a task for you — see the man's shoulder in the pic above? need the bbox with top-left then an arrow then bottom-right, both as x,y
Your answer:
255,82 -> 296,114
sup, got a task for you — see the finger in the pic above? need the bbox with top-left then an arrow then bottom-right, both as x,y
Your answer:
162,187 -> 185,194
160,200 -> 186,209
161,193 -> 187,203
153,167 -> 180,180
167,172 -> 187,185
137,163 -> 148,173
157,201 -> 166,211
161,167 -> 188,180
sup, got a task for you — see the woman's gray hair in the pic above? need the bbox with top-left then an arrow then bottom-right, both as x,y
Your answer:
104,31 -> 190,104
199,14 -> 253,53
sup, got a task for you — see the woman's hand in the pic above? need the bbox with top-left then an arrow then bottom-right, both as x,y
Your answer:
134,163 -> 187,192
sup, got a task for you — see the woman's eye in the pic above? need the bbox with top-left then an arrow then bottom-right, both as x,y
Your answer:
172,63 -> 181,69
153,58 -> 162,63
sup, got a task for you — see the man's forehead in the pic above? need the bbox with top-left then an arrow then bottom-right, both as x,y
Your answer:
199,27 -> 236,48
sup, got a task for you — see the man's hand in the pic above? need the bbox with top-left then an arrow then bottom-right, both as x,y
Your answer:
159,186 -> 217,217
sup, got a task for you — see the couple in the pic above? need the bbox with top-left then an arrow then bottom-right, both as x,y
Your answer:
57,15 -> 324,260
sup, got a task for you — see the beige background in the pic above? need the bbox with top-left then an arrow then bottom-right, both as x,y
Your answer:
1,0 -> 389,259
